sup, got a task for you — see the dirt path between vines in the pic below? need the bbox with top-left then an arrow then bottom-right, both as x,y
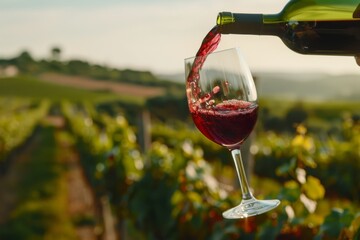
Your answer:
52,115 -> 118,240
55,126 -> 100,239
0,130 -> 41,224
0,116 -> 118,239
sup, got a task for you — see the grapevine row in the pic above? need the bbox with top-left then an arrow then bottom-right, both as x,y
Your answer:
61,101 -> 142,200
0,98 -> 50,164
61,101 -> 360,239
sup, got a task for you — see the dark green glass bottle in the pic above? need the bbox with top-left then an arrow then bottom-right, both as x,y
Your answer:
217,0 -> 360,56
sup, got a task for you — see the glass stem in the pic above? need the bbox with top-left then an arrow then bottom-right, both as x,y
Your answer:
231,149 -> 253,200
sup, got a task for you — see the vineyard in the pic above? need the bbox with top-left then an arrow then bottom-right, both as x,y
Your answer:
0,98 -> 50,171
0,74 -> 359,239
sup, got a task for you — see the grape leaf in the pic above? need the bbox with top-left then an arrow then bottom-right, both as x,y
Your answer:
302,176 -> 325,200
276,157 -> 296,176
315,209 -> 354,239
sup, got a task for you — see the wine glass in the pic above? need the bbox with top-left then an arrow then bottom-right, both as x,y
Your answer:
185,48 -> 280,219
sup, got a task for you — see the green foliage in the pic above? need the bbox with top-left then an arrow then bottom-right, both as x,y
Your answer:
309,114 -> 360,200
13,51 -> 37,73
284,102 -> 308,130
61,97 -> 358,239
0,98 -> 50,165
315,209 -> 355,240
126,162 -> 177,239
0,126 -> 77,240
151,122 -> 230,165
146,94 -> 188,122
255,118 -> 360,201
1,95 -> 359,239
254,122 -> 360,238
259,98 -> 360,134
61,101 -> 142,214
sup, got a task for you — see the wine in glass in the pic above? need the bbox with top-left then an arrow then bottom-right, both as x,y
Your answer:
185,48 -> 280,219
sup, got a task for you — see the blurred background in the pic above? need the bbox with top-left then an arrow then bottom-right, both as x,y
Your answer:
0,0 -> 359,239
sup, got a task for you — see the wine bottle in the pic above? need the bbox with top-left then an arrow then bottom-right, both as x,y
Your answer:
217,0 -> 360,56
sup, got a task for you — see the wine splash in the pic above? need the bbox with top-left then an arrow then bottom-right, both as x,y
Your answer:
186,26 -> 221,86
186,26 -> 221,111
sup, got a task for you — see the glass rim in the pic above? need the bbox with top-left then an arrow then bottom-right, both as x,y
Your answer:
184,47 -> 242,61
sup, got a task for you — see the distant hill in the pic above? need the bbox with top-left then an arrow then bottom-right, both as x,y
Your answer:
0,50 -> 181,89
2,50 -> 359,102
158,71 -> 360,102
255,72 -> 360,101
157,73 -> 185,83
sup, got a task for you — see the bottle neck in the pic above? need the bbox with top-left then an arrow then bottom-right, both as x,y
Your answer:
217,12 -> 281,36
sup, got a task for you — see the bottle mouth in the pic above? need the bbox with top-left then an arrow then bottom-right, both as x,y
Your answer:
217,12 -> 235,25
353,3 -> 360,18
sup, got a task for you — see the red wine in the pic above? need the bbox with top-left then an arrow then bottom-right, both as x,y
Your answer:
191,100 -> 258,150
186,26 -> 221,113
186,26 -> 221,88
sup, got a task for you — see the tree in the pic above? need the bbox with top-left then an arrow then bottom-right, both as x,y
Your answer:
51,46 -> 62,61
15,50 -> 35,73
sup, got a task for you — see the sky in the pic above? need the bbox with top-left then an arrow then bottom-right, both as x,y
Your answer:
1,0 -> 360,75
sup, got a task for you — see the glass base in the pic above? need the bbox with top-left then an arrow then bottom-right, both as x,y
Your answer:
222,198 -> 280,219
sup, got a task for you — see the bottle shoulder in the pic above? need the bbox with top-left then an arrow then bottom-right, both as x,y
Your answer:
264,0 -> 360,23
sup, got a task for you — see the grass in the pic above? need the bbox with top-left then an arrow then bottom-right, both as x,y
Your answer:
0,75 -> 144,104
